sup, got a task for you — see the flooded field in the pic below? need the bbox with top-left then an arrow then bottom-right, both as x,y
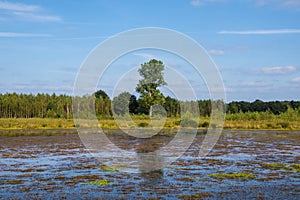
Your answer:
1,130 -> 300,199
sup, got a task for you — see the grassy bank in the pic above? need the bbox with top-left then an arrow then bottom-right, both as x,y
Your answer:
0,110 -> 299,131
0,118 -> 76,130
225,109 -> 300,130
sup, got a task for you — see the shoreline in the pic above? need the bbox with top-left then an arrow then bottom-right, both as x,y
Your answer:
0,118 -> 299,134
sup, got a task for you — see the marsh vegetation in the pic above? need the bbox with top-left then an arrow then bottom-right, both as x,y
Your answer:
1,130 -> 300,199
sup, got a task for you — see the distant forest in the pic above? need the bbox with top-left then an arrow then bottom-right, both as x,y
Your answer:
0,91 -> 299,119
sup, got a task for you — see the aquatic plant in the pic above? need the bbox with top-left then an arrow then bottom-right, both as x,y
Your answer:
261,163 -> 288,170
88,179 -> 110,186
208,172 -> 255,179
100,165 -> 119,172
179,192 -> 213,199
7,179 -> 23,184
261,163 -> 300,172
290,164 -> 300,172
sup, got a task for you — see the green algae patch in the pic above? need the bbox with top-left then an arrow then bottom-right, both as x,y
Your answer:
88,179 -> 110,186
290,164 -> 300,172
261,163 -> 300,172
100,165 -> 119,172
179,192 -> 213,199
208,173 -> 255,180
261,163 -> 288,170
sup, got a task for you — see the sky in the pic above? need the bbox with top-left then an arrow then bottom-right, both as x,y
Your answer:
0,0 -> 300,102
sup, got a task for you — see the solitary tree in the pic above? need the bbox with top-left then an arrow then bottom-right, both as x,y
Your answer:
136,59 -> 167,116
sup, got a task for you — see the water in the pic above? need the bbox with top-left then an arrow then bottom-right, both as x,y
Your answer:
1,130 -> 300,199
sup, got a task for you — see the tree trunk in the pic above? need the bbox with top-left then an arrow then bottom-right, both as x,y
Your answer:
66,104 -> 70,119
149,105 -> 153,117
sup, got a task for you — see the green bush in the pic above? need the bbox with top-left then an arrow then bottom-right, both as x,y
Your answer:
277,122 -> 289,128
200,121 -> 209,128
138,122 -> 148,127
181,119 -> 198,128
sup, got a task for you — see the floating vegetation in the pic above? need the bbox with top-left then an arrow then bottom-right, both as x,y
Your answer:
179,192 -> 213,199
2,130 -> 300,199
88,179 -> 110,186
262,163 -> 300,172
208,173 -> 255,179
7,179 -> 24,184
54,175 -> 65,180
290,164 -> 300,172
100,165 -> 119,172
177,177 -> 195,182
261,163 -> 288,170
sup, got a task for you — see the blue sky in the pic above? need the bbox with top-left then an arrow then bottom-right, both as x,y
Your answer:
0,0 -> 300,102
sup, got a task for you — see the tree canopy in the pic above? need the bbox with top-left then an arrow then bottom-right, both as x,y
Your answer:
112,92 -> 131,116
0,92 -> 299,119
94,90 -> 109,100
136,59 -> 167,116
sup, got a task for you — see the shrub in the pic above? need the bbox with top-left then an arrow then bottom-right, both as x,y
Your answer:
138,122 -> 148,127
200,121 -> 209,128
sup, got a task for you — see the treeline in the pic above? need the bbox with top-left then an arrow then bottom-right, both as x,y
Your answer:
0,91 -> 299,119
227,100 -> 300,114
0,93 -> 72,118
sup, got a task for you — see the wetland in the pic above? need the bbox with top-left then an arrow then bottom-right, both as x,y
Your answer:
1,130 -> 300,199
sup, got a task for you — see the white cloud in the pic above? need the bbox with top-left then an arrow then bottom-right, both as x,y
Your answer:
0,1 -> 39,11
0,1 -> 62,22
256,0 -> 267,6
15,84 -> 73,92
0,32 -> 51,37
210,86 -> 233,93
261,66 -> 297,74
241,81 -> 269,87
190,0 -> 203,6
219,29 -> 300,35
208,49 -> 224,56
255,0 -> 300,10
190,0 -> 225,6
133,53 -> 160,60
292,77 -> 300,83
282,0 -> 300,7
13,11 -> 62,22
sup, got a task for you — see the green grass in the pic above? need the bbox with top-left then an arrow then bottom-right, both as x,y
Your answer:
0,108 -> 299,132
208,172 -> 255,179
0,118 -> 76,130
225,109 -> 300,130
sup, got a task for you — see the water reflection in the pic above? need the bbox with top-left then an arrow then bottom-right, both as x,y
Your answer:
140,169 -> 164,180
106,129 -> 169,176
137,148 -> 164,179
2,130 -> 300,199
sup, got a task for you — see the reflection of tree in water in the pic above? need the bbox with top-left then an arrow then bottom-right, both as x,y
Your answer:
140,169 -> 164,180
105,129 -> 173,151
105,129 -> 171,178
137,149 -> 164,180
